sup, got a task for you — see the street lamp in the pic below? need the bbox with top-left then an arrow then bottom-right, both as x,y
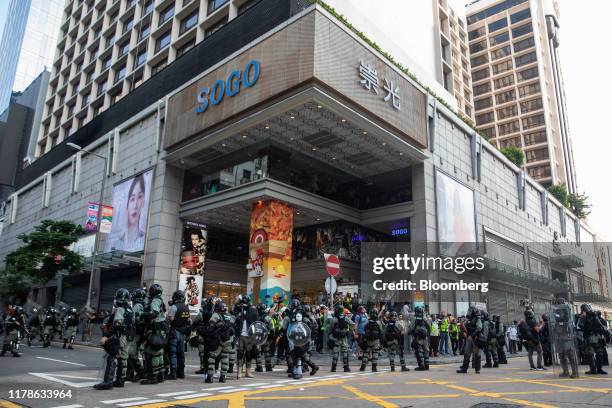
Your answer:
67,142 -> 108,311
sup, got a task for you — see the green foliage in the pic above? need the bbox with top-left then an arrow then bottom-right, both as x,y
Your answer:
4,220 -> 85,284
0,267 -> 31,305
568,191 -> 591,219
500,145 -> 525,167
547,183 -> 569,208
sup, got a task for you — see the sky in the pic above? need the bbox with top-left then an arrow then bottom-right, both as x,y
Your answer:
0,0 -> 8,37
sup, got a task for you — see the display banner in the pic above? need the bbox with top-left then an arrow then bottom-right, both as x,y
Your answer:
104,170 -> 153,252
178,221 -> 207,313
179,274 -> 203,314
100,205 -> 113,234
85,202 -> 99,232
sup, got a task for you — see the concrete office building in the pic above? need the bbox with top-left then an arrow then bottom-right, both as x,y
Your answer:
466,0 -> 577,192
1,0 -> 609,320
0,0 -> 64,114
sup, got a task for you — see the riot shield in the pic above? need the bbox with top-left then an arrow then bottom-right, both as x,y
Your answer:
549,302 -> 580,378
287,321 -> 311,348
247,321 -> 269,347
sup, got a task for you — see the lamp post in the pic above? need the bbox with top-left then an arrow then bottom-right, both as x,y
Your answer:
67,143 -> 108,311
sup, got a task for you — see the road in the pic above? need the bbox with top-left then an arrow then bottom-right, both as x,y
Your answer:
0,342 -> 611,408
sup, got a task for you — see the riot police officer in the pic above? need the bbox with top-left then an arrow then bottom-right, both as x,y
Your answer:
1,305 -> 26,357
42,307 -> 60,348
27,308 -> 42,346
329,304 -> 353,372
192,297 -> 215,374
62,308 -> 79,349
385,311 -> 409,372
126,288 -> 146,382
299,304 -> 319,376
360,309 -> 383,372
551,298 -> 579,378
493,315 -> 507,364
206,301 -> 235,383
283,299 -> 311,379
234,295 -> 260,378
257,304 -> 276,372
167,290 -> 191,380
457,306 -> 483,374
94,288 -> 133,390
406,306 -> 431,371
483,312 -> 499,368
141,284 -> 168,385
578,303 -> 609,375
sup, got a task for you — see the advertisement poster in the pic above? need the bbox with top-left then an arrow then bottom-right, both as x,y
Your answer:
435,170 -> 477,251
69,234 -> 96,258
413,291 -> 426,310
85,202 -> 99,232
104,170 -> 153,252
179,221 -> 207,275
100,205 -> 113,234
178,274 -> 203,314
248,201 -> 293,303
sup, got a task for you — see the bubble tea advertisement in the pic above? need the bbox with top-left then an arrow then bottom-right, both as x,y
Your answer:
178,221 -> 207,313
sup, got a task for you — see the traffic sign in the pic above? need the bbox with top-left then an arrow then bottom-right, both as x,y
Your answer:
325,276 -> 337,294
324,253 -> 340,276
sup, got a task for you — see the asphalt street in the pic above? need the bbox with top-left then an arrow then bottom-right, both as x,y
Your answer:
1,341 -> 611,408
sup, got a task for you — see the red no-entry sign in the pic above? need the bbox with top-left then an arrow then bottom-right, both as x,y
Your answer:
324,253 -> 340,277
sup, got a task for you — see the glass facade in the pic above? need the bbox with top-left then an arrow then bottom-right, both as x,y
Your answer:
0,0 -> 63,113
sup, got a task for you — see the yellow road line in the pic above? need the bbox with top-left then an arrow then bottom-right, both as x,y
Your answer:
244,396 -> 329,400
0,401 -> 23,408
381,394 -> 463,399
515,378 -> 612,394
342,385 -> 400,408
361,382 -> 394,385
444,382 -> 559,408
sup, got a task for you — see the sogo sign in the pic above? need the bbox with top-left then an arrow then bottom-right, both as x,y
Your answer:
195,60 -> 260,114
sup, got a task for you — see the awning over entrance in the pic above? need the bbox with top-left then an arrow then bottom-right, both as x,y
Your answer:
550,254 -> 584,269
483,257 -> 568,293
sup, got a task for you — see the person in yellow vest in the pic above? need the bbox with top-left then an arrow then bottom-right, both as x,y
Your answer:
439,314 -> 450,355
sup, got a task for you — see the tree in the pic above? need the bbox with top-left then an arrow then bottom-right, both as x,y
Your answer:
547,183 -> 569,208
0,267 -> 31,305
4,220 -> 85,284
568,192 -> 592,219
500,145 -> 525,167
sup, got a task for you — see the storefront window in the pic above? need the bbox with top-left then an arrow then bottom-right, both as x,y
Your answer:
203,280 -> 246,310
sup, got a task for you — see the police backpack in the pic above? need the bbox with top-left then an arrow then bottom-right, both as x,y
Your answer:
364,320 -> 381,341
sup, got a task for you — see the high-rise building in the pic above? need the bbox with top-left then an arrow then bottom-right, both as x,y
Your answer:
0,0 -> 64,114
435,0 -> 474,120
466,0 -> 577,192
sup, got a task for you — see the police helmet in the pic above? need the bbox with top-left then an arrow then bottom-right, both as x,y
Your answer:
524,309 -> 535,319
389,311 -> 398,321
148,283 -> 163,298
13,306 -> 24,315
334,305 -> 344,317
553,297 -> 567,305
580,303 -> 592,314
493,314 -> 500,322
481,311 -> 489,320
242,295 -> 251,305
414,306 -> 424,317
70,308 -> 77,314
131,288 -> 147,303
256,303 -> 267,315
115,288 -> 130,305
290,298 -> 301,310
32,308 -> 38,313
302,304 -> 311,315
215,301 -> 227,313
172,290 -> 186,304
368,309 -> 378,320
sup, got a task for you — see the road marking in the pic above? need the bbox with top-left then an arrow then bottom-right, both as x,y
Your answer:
273,379 -> 294,383
35,357 -> 86,366
173,393 -> 211,399
256,384 -> 284,389
343,385 -> 399,408
218,388 -> 249,393
515,378 -> 612,394
49,405 -> 84,408
29,372 -> 97,388
443,383 -> 558,408
156,391 -> 198,397
291,380 -> 316,385
117,400 -> 166,407
202,386 -> 234,391
242,382 -> 270,387
0,402 -> 25,408
101,397 -> 149,404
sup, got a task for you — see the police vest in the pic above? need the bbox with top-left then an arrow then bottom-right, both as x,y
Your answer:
172,304 -> 192,333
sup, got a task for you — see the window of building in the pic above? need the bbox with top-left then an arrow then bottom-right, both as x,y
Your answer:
468,26 -> 485,40
474,96 -> 493,110
470,40 -> 487,54
180,10 -> 198,35
498,119 -> 520,136
518,81 -> 540,97
115,65 -> 127,83
466,0 -> 528,25
78,116 -> 85,128
97,79 -> 107,96
139,24 -> 150,41
85,69 -> 94,83
473,81 -> 491,96
118,41 -> 130,57
499,136 -> 521,148
515,51 -> 537,67
205,16 -> 228,38
106,34 -> 115,49
142,0 -> 153,16
492,59 -> 513,75
159,3 -> 175,25
109,11 -> 119,25
67,103 -> 75,117
110,90 -> 123,105
525,147 -> 549,163
523,130 -> 547,146
510,8 -> 531,24
92,103 -> 102,117
472,67 -> 490,81
135,49 -> 147,67
81,92 -> 91,108
481,126 -> 496,139
517,67 -> 538,82
513,36 -> 534,52
491,45 -> 511,60
488,18 -> 508,33
176,39 -> 196,57
130,73 -> 143,90
512,22 -> 532,38
102,56 -> 112,71
528,165 -> 551,179
238,0 -> 258,15
520,97 -> 543,113
208,0 -> 229,15
476,111 -> 494,125
155,30 -> 172,52
496,104 -> 518,119
494,73 -> 515,89
151,59 -> 167,75
496,90 -> 515,105
123,18 -> 133,34
93,27 -> 101,40
90,47 -> 99,62
471,53 -> 488,67
522,113 -> 545,129
51,134 -> 58,148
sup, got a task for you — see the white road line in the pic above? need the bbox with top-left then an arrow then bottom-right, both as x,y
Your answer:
50,405 -> 84,408
49,374 -> 98,380
101,397 -> 148,404
202,386 -> 234,391
29,372 -> 98,388
291,380 -> 316,385
157,390 -> 199,397
273,379 -> 294,383
218,388 -> 249,393
117,400 -> 166,407
35,356 -> 86,366
174,392 -> 212,399
242,382 -> 269,387
257,384 -> 283,389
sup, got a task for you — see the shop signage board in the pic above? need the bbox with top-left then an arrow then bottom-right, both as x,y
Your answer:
325,276 -> 337,295
324,253 -> 340,277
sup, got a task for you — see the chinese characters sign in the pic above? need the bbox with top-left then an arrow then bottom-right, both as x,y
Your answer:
358,60 -> 401,110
